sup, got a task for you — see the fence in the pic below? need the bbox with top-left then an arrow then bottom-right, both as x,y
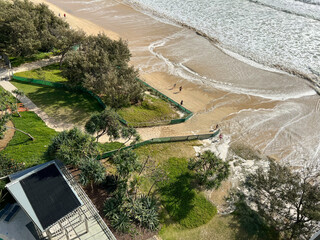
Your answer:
137,79 -> 193,124
12,75 -> 193,126
97,130 -> 220,160
12,75 -> 107,108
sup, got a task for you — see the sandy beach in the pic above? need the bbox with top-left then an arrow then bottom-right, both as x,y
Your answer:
29,0 -> 320,166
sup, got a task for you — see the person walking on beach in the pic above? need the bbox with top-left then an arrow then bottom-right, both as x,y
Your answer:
180,100 -> 183,105
173,83 -> 176,88
64,13 -> 66,17
179,86 -> 182,92
219,133 -> 223,141
58,13 -> 61,17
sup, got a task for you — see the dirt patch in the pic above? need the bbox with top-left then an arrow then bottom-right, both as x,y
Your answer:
0,121 -> 15,151
208,180 -> 232,212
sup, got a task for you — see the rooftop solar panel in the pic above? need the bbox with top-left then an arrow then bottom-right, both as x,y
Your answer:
20,164 -> 81,230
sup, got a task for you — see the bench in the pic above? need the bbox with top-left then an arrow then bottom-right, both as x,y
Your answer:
0,203 -> 12,219
4,205 -> 20,222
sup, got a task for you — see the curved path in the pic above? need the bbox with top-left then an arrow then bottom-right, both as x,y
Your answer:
0,57 -> 74,132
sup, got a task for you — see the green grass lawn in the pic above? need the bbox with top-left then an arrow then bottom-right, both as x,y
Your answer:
14,63 -> 67,83
11,80 -> 103,127
159,157 -> 217,229
118,95 -> 180,127
14,64 -> 182,127
135,142 -> 216,231
1,112 -> 57,167
98,142 -> 124,153
10,51 -> 56,67
134,142 -> 278,240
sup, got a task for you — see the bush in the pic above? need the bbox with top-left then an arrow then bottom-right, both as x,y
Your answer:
132,195 -> 160,230
0,154 -> 25,177
79,158 -> 106,190
47,127 -> 99,166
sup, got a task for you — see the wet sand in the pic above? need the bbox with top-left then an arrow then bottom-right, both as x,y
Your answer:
30,0 -> 320,167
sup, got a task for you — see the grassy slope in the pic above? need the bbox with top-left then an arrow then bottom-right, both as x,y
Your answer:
11,80 -> 103,126
14,64 -> 180,127
159,157 -> 217,229
1,112 -> 57,167
14,63 -> 67,83
134,142 -> 275,240
117,95 -> 180,127
10,52 -> 55,67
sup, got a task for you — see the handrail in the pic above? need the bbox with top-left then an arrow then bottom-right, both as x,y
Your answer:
97,130 -> 220,160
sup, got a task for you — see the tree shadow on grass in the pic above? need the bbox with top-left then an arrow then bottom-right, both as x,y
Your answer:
23,84 -> 103,124
230,199 -> 279,240
159,173 -> 196,223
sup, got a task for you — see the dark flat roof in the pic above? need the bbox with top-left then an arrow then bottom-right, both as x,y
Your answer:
20,163 -> 81,230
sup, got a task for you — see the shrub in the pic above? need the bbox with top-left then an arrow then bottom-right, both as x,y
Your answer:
47,127 -> 99,166
0,155 -> 25,177
79,158 -> 106,190
132,195 -> 160,230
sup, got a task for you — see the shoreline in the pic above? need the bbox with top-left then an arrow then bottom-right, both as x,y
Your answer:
122,0 -> 320,91
28,0 -> 320,164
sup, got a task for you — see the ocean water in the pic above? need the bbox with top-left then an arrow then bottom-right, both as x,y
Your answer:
126,0 -> 320,84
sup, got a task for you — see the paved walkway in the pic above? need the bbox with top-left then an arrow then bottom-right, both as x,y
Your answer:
0,57 -> 74,132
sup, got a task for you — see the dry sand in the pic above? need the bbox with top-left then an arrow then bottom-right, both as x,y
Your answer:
30,0 -> 119,40
0,121 -> 15,151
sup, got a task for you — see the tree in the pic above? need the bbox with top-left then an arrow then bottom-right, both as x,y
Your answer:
62,33 -> 143,108
244,160 -> 320,240
47,127 -> 99,166
111,149 -> 141,180
54,27 -> 85,68
188,150 -> 230,190
0,0 -> 68,57
85,108 -> 122,141
79,158 -> 106,191
85,108 -> 140,143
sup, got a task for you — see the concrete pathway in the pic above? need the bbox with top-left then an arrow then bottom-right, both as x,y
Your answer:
0,57 -> 74,132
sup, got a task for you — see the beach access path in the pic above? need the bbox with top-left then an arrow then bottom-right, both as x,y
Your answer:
0,57 -> 74,132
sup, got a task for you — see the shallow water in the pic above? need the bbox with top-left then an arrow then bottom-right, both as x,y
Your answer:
48,0 -> 320,168
127,0 -> 320,83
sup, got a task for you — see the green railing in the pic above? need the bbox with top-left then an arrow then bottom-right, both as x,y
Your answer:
12,75 -> 193,126
137,79 -> 193,124
12,75 -> 107,108
97,130 -> 220,160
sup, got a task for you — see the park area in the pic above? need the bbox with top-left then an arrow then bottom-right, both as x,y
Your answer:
13,64 -> 181,128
